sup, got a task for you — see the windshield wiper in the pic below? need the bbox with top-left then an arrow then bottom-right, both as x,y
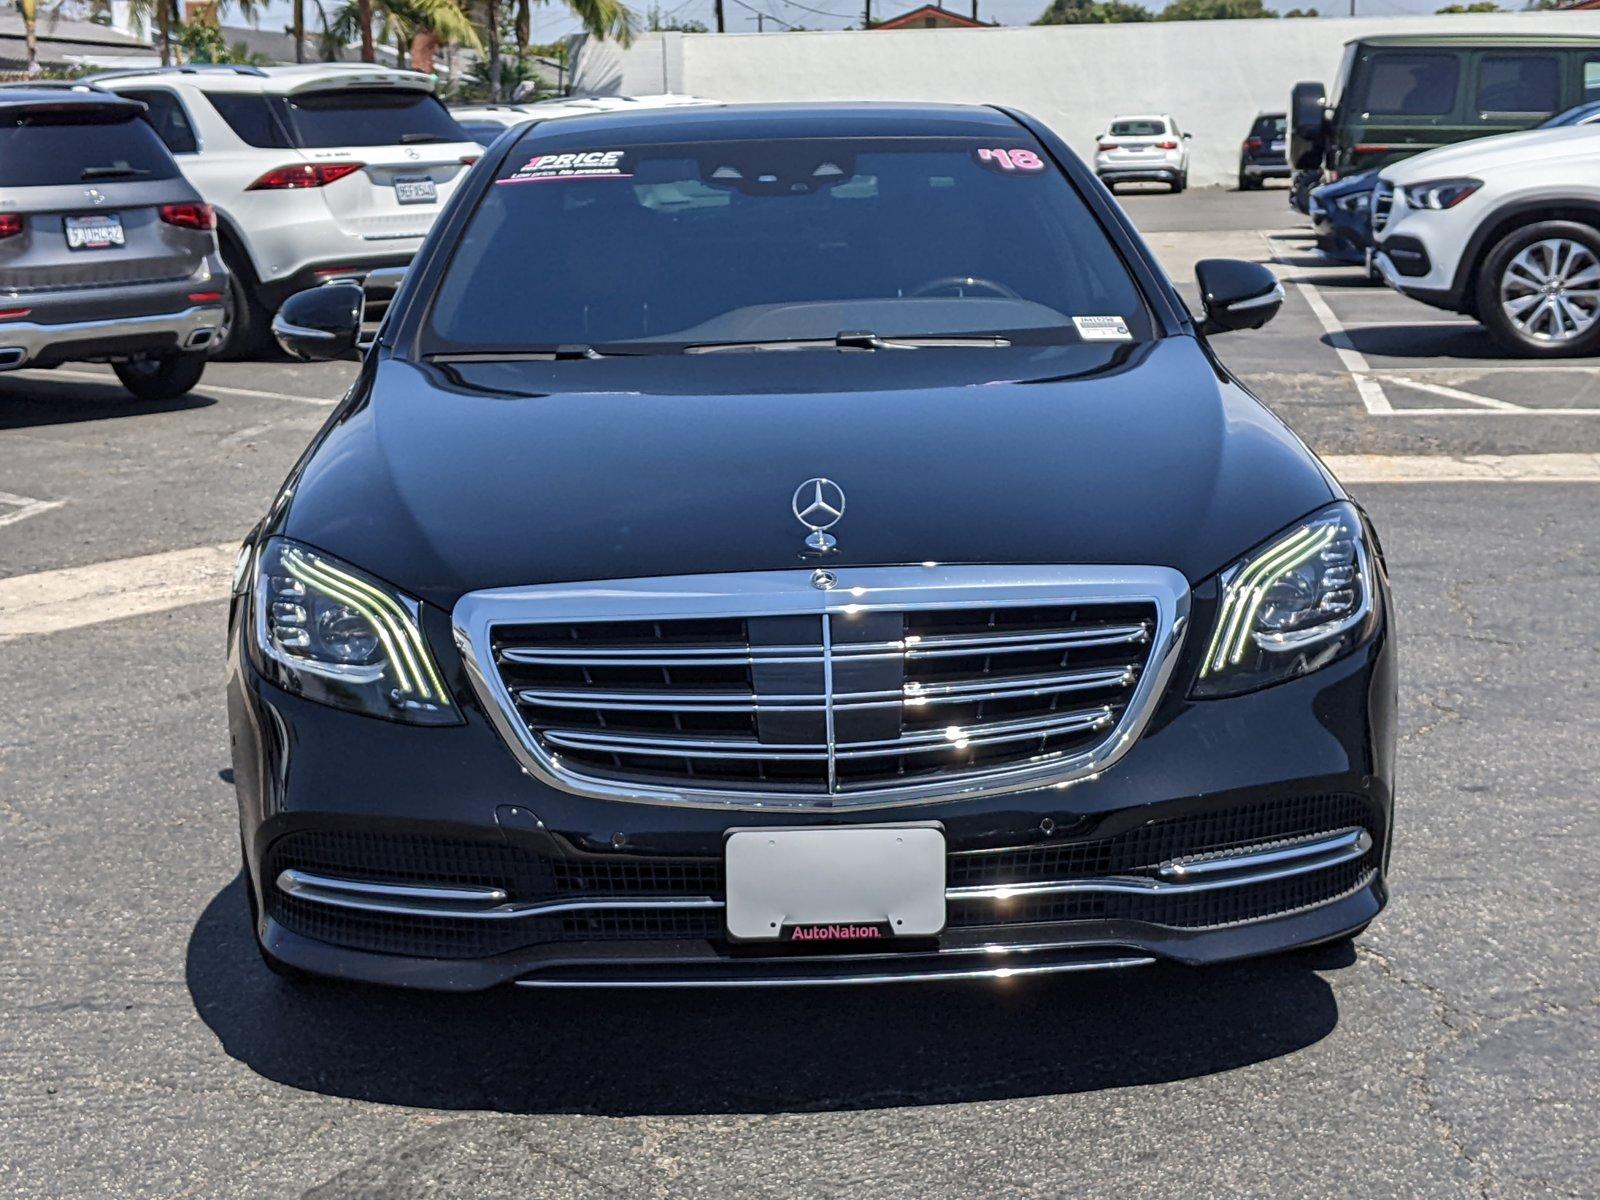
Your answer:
687,330 -> 1012,354
400,132 -> 453,144
81,165 -> 149,179
427,343 -> 659,363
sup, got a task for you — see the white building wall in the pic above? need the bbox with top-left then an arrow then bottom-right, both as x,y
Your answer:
572,12 -> 1600,187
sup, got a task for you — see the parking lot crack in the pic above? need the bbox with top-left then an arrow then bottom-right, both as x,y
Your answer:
1358,944 -> 1497,1198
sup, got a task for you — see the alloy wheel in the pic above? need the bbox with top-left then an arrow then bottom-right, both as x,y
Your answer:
1499,237 -> 1600,343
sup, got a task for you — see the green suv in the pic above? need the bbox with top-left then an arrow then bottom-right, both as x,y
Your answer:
1291,33 -> 1600,179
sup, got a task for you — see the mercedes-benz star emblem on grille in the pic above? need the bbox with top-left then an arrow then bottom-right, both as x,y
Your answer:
792,478 -> 845,553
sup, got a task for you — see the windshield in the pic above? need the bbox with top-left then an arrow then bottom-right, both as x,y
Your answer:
425,134 -> 1150,353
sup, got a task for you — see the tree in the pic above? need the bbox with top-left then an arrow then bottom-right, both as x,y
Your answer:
1436,1 -> 1499,10
18,0 -> 39,73
647,2 -> 707,29
324,0 -> 480,67
1282,6 -> 1318,14
1156,0 -> 1276,17
1034,0 -> 1151,22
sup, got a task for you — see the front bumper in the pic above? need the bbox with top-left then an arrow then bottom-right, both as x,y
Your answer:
228,583 -> 1397,990
0,302 -> 224,370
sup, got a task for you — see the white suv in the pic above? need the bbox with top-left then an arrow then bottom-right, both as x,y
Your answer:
1373,123 -> 1600,357
449,95 -> 718,146
1094,114 -> 1191,194
91,64 -> 481,355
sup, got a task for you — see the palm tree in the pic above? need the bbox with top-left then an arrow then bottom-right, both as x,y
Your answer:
18,0 -> 39,73
123,0 -> 265,66
325,0 -> 480,66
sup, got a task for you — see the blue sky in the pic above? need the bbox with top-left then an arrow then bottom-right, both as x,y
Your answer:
242,0 -> 1481,50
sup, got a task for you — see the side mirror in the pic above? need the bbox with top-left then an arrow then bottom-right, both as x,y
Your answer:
1289,79 -> 1329,169
1182,131 -> 1192,139
272,281 -> 363,362
1196,259 -> 1283,335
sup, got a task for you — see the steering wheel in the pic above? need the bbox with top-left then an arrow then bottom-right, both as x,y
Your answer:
906,275 -> 1020,300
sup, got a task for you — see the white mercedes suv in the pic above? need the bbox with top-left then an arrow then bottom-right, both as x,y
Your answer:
1373,123 -> 1600,357
91,64 -> 480,356
1093,114 -> 1191,194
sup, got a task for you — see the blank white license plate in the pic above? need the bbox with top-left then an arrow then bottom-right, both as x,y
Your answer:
724,824 -> 946,943
64,214 -> 124,250
394,176 -> 437,205
1271,140 -> 1286,152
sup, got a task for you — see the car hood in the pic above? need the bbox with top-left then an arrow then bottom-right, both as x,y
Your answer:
281,337 -> 1336,610
1382,124 -> 1600,185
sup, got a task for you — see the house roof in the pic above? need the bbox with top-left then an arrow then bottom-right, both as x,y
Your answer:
873,4 -> 993,29
0,12 -> 157,72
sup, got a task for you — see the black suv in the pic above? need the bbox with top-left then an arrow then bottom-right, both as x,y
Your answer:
1238,112 -> 1289,190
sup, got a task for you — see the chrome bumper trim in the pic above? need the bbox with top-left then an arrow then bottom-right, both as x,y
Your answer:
0,304 -> 224,369
514,953 -> 1157,989
276,868 -> 722,921
277,826 -> 1371,924
948,828 -> 1373,902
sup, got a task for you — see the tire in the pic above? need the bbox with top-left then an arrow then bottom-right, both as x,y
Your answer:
1171,171 -> 1187,194
1240,172 -> 1261,192
112,352 -> 207,401
1475,220 -> 1600,358
213,241 -> 272,360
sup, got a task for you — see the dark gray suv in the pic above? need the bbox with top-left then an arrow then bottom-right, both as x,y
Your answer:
0,87 -> 226,400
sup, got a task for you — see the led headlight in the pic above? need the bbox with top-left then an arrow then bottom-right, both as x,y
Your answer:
1334,191 -> 1370,214
1193,502 -> 1378,698
249,537 -> 458,724
1401,178 -> 1480,211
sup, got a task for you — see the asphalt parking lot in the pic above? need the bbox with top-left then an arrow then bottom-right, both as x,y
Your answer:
2,187 -> 1597,1199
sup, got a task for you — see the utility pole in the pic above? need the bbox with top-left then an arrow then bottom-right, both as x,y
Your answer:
971,0 -> 977,19
715,0 -> 725,30
864,0 -> 871,26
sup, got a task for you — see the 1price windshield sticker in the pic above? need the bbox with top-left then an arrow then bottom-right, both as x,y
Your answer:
500,150 -> 631,185
1074,315 -> 1132,342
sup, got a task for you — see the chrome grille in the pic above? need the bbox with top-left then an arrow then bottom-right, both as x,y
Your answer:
1371,179 -> 1394,237
455,566 -> 1189,809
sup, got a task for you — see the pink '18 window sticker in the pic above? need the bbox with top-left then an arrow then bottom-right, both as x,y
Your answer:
975,147 -> 1046,173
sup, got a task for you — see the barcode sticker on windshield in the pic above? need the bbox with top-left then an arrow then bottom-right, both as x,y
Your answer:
1073,316 -> 1132,342
500,150 -> 631,185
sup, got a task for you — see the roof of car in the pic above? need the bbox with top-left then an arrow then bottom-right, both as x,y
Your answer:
89,62 -> 437,96
0,86 -> 142,116
504,101 -> 1021,144
1347,32 -> 1600,48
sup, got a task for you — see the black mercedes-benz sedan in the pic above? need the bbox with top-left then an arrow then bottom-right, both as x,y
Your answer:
229,102 -> 1395,991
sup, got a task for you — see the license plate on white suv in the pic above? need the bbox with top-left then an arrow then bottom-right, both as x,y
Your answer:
394,176 -> 437,205
64,214 -> 124,250
724,824 -> 946,943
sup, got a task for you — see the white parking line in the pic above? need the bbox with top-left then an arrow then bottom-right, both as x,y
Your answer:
1261,234 -> 1393,415
1383,376 -> 1528,411
0,490 -> 65,530
1324,453 -> 1600,482
0,542 -> 235,641
13,367 -> 339,407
